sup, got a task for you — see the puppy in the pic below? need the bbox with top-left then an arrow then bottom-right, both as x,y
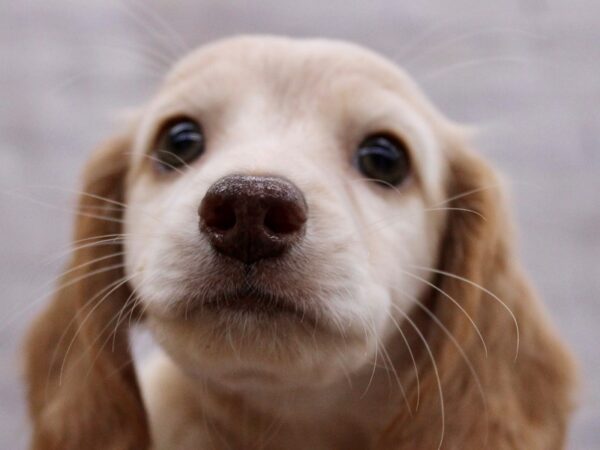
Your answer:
24,36 -> 576,450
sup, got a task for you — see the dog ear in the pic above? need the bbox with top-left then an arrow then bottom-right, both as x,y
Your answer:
23,134 -> 151,450
378,139 -> 576,448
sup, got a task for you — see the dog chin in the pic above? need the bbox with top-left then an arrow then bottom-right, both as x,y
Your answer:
146,302 -> 375,390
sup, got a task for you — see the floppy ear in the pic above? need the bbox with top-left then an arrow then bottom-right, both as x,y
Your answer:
378,140 -> 576,449
23,135 -> 151,450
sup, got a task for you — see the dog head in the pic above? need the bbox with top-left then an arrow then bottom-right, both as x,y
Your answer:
24,36 -> 573,449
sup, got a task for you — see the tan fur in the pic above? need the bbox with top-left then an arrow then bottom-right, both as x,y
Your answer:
373,146 -> 576,449
24,135 -> 150,449
23,36 -> 576,450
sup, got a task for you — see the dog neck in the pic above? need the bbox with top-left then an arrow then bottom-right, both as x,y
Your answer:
142,336 -> 411,450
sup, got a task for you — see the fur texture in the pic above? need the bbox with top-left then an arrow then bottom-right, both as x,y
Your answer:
24,36 -> 576,450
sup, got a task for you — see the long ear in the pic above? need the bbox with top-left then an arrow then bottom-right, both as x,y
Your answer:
23,135 -> 151,449
378,140 -> 576,449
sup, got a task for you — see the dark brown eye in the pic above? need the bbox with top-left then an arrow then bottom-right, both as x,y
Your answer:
355,134 -> 411,187
154,119 -> 204,170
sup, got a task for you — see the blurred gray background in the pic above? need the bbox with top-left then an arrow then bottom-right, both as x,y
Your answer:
1,0 -> 598,448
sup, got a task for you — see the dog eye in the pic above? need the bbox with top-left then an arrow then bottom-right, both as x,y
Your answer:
154,119 -> 204,170
355,134 -> 410,187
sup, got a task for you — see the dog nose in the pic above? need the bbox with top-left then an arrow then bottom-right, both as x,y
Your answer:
199,175 -> 308,264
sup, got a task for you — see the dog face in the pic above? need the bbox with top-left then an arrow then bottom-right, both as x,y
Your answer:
123,36 -> 451,389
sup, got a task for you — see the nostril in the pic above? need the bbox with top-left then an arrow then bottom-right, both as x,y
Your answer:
264,203 -> 307,235
201,200 -> 236,232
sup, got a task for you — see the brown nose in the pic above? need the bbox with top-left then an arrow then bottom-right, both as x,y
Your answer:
199,175 -> 308,264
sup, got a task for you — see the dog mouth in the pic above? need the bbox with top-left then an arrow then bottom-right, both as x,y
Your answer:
201,287 -> 310,321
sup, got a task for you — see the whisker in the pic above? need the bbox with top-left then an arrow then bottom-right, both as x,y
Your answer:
49,66 -> 164,96
377,332 -> 413,415
72,211 -> 128,224
21,185 -> 165,224
333,340 -> 354,390
389,303 -> 445,450
255,406 -> 286,450
0,263 -> 125,336
111,0 -> 184,60
421,56 -> 529,81
433,184 -> 502,207
405,27 -> 544,67
77,276 -> 144,383
10,185 -> 130,210
357,206 -> 485,239
111,282 -> 143,352
45,273 -> 130,397
409,265 -> 520,361
126,151 -> 186,175
58,274 -> 135,386
1,190 -> 129,225
347,176 -> 404,194
69,287 -> 137,383
400,269 -> 489,357
385,309 -> 421,411
44,238 -> 128,266
43,234 -> 129,264
46,229 -> 158,265
127,0 -> 189,55
394,9 -> 496,61
68,233 -> 129,247
90,43 -> 172,72
424,207 -> 487,221
52,252 -> 125,281
345,178 -> 487,237
360,316 -> 380,399
156,149 -> 194,171
21,252 -> 127,308
394,289 -> 489,440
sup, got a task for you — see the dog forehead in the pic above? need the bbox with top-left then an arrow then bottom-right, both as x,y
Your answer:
164,35 -> 411,94
154,35 -> 455,139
